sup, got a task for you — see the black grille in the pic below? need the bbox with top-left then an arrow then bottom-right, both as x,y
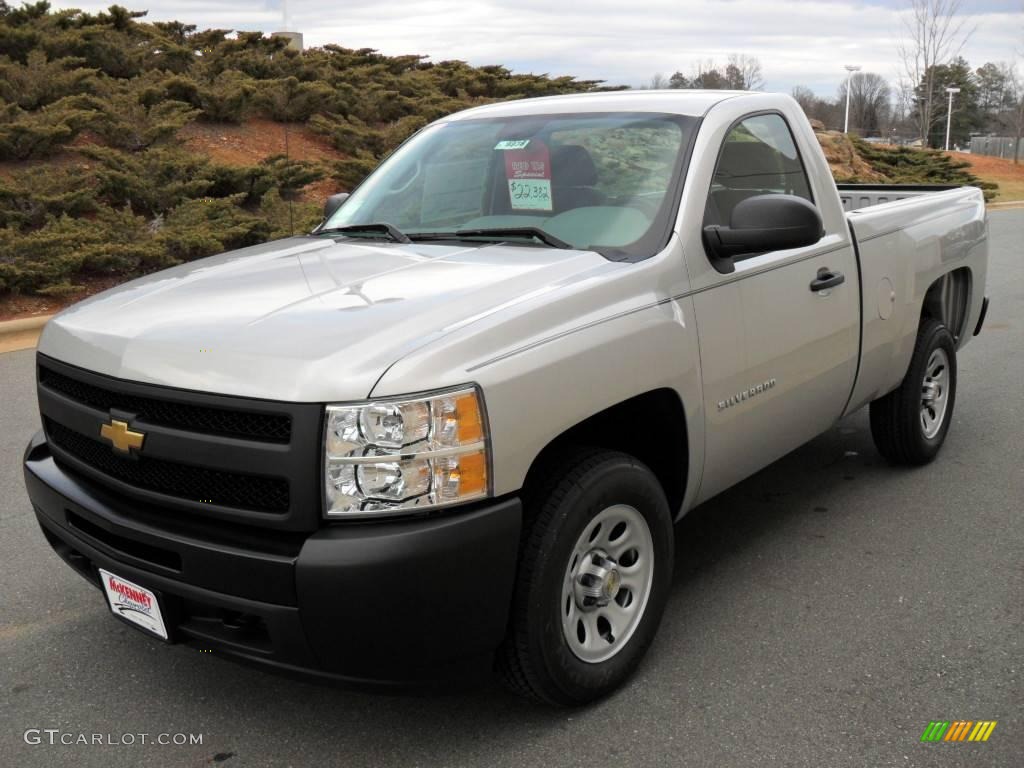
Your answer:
39,367 -> 291,443
46,420 -> 290,513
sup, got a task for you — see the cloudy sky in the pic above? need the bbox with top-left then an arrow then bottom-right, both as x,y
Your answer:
52,0 -> 1022,95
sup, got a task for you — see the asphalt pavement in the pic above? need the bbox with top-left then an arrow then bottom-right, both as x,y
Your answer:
1,211 -> 1021,768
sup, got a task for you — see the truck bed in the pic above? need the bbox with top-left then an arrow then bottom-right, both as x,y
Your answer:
836,183 -> 962,212
840,183 -> 987,416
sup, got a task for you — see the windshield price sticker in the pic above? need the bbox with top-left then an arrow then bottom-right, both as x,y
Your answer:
504,143 -> 552,211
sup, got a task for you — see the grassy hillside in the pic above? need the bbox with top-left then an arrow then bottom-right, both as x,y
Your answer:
0,3 -> 604,298
0,4 -> 999,309
821,131 -> 997,195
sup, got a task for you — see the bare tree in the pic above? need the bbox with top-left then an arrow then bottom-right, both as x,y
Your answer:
791,85 -> 817,112
690,59 -> 719,84
1014,14 -> 1024,163
791,85 -> 841,129
663,56 -> 764,91
727,54 -> 764,90
890,78 -> 920,140
836,72 -> 892,135
1005,61 -> 1024,163
647,73 -> 668,90
897,0 -> 974,144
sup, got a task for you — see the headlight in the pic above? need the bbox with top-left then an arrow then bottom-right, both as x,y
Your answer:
324,386 -> 489,518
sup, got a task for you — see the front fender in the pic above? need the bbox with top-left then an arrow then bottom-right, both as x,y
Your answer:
371,241 -> 705,516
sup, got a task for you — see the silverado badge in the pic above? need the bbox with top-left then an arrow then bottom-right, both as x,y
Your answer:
717,378 -> 777,411
99,419 -> 145,454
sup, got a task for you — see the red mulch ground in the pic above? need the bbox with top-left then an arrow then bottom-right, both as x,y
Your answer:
948,151 -> 1024,202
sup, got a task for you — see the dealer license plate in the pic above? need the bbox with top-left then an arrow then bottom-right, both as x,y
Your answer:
98,569 -> 168,640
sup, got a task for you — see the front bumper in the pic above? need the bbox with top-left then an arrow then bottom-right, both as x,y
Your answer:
23,431 -> 522,688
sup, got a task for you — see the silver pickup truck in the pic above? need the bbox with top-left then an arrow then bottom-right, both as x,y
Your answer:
23,91 -> 988,705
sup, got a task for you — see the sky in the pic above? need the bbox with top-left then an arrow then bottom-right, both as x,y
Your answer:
49,0 -> 1023,96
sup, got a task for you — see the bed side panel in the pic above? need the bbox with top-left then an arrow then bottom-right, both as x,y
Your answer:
844,187 -> 987,414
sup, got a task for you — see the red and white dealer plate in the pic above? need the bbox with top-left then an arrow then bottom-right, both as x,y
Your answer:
98,569 -> 168,640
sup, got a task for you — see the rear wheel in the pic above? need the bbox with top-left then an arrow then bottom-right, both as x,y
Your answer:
498,449 -> 673,705
870,317 -> 957,465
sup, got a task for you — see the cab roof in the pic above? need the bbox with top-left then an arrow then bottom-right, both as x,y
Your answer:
444,89 -> 768,121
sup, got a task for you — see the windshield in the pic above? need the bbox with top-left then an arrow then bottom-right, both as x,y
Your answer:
321,112 -> 697,259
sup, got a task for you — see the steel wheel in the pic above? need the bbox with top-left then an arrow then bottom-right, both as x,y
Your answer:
560,504 -> 655,664
499,449 -> 673,704
920,348 -> 950,439
870,317 -> 957,466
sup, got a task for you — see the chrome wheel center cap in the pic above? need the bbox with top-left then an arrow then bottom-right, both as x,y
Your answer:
574,550 -> 621,609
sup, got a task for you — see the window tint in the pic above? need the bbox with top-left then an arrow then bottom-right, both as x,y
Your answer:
704,114 -> 813,228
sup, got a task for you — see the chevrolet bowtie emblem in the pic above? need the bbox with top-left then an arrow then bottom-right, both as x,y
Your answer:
99,419 -> 145,454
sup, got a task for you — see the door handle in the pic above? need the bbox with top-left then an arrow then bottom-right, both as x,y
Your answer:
810,268 -> 845,292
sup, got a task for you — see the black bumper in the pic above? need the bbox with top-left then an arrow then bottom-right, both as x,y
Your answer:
24,431 -> 522,688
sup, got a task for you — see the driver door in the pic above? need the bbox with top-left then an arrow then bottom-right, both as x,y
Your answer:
691,113 -> 859,502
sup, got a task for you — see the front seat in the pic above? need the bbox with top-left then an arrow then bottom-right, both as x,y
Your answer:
551,145 -> 607,212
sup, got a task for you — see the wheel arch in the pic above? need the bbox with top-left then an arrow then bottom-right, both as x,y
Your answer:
921,266 -> 972,342
520,388 -> 689,517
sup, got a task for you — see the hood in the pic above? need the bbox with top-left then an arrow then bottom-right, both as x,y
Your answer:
38,236 -> 612,401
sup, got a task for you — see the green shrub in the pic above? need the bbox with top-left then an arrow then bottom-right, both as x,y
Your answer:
156,194 -> 271,261
259,154 -> 325,200
195,70 -> 257,123
0,95 -> 98,160
851,137 -> 999,200
78,145 -> 216,216
0,3 -> 603,296
89,79 -> 198,151
0,165 -> 98,229
0,50 -> 98,110
0,206 -> 166,293
256,77 -> 339,123
259,189 -> 322,238
329,152 -> 380,190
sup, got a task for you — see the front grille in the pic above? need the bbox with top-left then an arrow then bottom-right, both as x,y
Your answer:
39,367 -> 291,443
37,354 -> 322,531
46,419 -> 290,513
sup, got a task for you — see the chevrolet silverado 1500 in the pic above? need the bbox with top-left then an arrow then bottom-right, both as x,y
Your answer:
23,90 -> 989,705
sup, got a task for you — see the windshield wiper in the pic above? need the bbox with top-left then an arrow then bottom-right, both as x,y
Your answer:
410,227 -> 572,250
316,223 -> 411,244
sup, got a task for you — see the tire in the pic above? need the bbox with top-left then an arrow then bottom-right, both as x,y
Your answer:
870,317 -> 957,465
497,448 -> 674,706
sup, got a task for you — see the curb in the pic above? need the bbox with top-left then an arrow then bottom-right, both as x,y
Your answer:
0,314 -> 53,354
988,200 -> 1024,210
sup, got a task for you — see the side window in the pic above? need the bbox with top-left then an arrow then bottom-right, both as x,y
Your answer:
704,114 -> 813,228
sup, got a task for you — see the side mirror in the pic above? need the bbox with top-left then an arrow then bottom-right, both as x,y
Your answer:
703,194 -> 824,274
323,192 -> 349,222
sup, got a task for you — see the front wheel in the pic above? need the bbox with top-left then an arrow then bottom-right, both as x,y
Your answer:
870,317 -> 958,465
498,449 -> 674,705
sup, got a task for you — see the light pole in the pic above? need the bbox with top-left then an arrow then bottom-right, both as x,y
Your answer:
843,65 -> 861,134
944,87 -> 960,151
